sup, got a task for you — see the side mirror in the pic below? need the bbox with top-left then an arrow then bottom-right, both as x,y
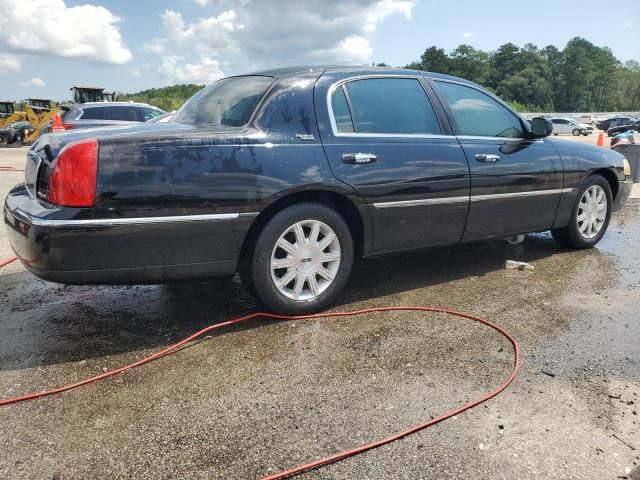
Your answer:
529,117 -> 553,139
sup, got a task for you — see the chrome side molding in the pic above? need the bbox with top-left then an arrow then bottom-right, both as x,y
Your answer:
13,210 -> 258,228
374,188 -> 575,209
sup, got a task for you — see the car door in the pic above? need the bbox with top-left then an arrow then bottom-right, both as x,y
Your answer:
314,72 -> 470,254
430,79 -> 564,241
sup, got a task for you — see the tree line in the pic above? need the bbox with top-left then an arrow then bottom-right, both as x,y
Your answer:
403,37 -> 640,112
118,84 -> 205,112
114,37 -> 639,114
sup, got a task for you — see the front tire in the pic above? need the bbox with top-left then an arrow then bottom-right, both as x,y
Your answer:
572,129 -> 581,136
249,202 -> 353,314
551,174 -> 612,249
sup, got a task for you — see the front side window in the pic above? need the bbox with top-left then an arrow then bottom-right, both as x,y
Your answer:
173,76 -> 274,126
436,81 -> 524,138
332,78 -> 441,135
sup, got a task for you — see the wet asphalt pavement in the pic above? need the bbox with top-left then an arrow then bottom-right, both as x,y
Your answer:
1,146 -> 639,479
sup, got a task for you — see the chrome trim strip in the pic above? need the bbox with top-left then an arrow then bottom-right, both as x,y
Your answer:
470,188 -> 572,202
16,211 -> 249,227
373,188 -> 574,209
373,196 -> 468,208
457,135 -> 530,142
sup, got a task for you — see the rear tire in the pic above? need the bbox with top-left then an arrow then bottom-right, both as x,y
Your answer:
0,134 -> 7,145
551,174 -> 612,249
249,202 -> 353,314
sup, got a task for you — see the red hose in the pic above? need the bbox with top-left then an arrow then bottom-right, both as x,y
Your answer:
0,304 -> 519,479
0,166 -> 23,172
0,256 -> 17,268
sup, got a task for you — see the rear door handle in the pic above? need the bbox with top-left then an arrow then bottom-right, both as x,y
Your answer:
475,154 -> 500,163
342,153 -> 377,164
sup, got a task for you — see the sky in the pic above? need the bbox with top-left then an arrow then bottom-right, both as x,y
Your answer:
0,0 -> 638,101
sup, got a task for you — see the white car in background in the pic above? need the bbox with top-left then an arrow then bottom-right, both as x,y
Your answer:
550,118 -> 593,136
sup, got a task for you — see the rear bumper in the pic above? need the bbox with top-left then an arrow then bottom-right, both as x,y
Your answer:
613,179 -> 633,212
4,185 -> 242,284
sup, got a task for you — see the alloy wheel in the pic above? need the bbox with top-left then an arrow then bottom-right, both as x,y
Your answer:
270,219 -> 341,301
577,185 -> 607,239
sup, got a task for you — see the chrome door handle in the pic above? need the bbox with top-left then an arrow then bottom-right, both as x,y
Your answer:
475,154 -> 500,163
342,153 -> 377,164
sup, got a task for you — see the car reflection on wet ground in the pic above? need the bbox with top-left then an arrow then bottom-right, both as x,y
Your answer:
0,148 -> 639,479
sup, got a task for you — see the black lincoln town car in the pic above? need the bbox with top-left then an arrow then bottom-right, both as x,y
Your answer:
4,66 -> 633,313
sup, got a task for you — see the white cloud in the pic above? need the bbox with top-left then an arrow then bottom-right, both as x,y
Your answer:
0,54 -> 21,73
623,21 -> 632,28
143,38 -> 168,54
160,55 -> 225,84
462,31 -> 476,39
161,9 -> 242,56
20,77 -> 46,87
311,35 -> 373,63
364,0 -> 413,32
0,0 -> 132,65
145,0 -> 415,84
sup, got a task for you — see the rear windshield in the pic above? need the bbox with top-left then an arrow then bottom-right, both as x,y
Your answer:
80,107 -> 105,120
172,76 -> 274,126
61,108 -> 80,121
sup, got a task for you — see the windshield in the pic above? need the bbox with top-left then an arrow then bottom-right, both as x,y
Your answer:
172,76 -> 274,126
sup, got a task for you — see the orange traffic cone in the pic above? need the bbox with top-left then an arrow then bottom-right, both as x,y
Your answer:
51,113 -> 65,133
596,133 -> 604,147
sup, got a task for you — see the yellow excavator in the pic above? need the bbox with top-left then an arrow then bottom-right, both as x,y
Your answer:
22,99 -> 59,145
0,102 -> 27,128
0,99 -> 60,146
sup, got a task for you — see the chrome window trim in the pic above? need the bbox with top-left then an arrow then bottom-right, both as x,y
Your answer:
373,188 -> 574,209
326,74 -> 452,139
456,135 -> 543,142
14,211 -> 258,228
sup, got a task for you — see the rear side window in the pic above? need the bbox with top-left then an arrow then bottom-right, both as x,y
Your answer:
436,81 -> 524,138
331,87 -> 354,133
333,78 -> 441,135
107,106 -> 139,121
173,76 -> 273,126
79,107 -> 105,120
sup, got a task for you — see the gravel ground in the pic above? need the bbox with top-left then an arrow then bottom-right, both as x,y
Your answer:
1,143 -> 639,480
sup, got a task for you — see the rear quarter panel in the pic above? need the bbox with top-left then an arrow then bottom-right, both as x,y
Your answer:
92,73 -> 364,269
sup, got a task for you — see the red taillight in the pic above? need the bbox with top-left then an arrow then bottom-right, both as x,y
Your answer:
62,123 -> 76,130
48,139 -> 98,207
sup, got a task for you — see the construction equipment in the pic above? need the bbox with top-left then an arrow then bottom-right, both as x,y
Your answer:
0,99 -> 59,146
70,86 -> 116,103
22,100 -> 59,145
0,102 -> 26,128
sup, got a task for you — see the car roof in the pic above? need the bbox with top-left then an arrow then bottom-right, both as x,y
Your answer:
247,65 -> 479,87
66,102 -> 162,109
